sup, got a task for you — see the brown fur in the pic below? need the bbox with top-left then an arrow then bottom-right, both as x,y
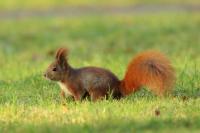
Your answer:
44,48 -> 175,101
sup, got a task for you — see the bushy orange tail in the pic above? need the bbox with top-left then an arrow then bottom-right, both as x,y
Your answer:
120,51 -> 175,96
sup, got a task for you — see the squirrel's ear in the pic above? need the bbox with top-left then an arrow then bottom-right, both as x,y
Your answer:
55,48 -> 68,63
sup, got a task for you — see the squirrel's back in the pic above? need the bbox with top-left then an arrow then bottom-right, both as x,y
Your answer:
76,67 -> 122,99
121,51 -> 175,96
77,67 -> 120,89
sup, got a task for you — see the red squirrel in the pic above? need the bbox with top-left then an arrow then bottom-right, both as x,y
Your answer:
44,48 -> 175,101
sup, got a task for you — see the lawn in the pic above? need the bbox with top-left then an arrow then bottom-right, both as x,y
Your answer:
0,10 -> 200,133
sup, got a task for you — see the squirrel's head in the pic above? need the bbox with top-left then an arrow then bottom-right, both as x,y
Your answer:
44,48 -> 69,81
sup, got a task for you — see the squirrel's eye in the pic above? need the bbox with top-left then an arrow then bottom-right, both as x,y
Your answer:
52,67 -> 57,71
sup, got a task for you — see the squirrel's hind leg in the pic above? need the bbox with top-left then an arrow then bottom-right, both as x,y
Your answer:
89,90 -> 107,101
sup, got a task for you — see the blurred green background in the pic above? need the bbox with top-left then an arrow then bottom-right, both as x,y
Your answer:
0,0 -> 199,10
0,0 -> 200,133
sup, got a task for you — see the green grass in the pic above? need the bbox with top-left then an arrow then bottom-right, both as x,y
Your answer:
0,13 -> 200,132
0,0 -> 199,10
